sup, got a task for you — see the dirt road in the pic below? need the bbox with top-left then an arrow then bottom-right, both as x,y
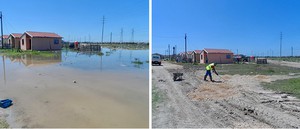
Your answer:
152,61 -> 300,128
268,60 -> 300,68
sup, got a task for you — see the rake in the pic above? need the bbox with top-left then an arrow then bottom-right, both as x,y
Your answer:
217,74 -> 226,82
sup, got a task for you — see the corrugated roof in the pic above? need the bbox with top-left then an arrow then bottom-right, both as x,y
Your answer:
11,33 -> 22,38
25,31 -> 62,38
204,48 -> 233,54
2,35 -> 9,39
194,50 -> 202,54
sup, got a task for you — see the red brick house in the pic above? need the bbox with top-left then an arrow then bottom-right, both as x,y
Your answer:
200,48 -> 233,64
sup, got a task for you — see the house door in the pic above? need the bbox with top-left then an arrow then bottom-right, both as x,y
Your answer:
28,39 -> 31,50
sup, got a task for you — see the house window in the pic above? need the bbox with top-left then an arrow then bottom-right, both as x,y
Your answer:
201,55 -> 203,59
54,39 -> 59,44
226,54 -> 231,59
22,39 -> 24,45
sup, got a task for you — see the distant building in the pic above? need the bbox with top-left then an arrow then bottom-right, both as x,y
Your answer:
192,50 -> 202,63
20,31 -> 63,51
200,48 -> 233,64
1,35 -> 9,47
187,51 -> 193,62
8,33 -> 22,49
178,51 -> 193,62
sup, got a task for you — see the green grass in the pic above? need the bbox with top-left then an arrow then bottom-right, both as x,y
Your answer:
101,43 -> 149,50
0,119 -> 9,128
152,85 -> 163,109
262,78 -> 300,98
0,49 -> 59,57
217,63 -> 300,75
132,60 -> 143,64
269,57 -> 300,62
132,58 -> 144,65
97,52 -> 104,56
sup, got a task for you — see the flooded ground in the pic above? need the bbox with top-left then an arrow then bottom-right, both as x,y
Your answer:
0,48 -> 149,128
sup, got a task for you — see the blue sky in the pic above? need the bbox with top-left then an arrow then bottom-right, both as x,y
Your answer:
153,0 -> 300,56
0,0 -> 149,42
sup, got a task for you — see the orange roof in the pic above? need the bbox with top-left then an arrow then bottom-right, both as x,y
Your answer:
204,48 -> 233,54
25,31 -> 62,38
2,35 -> 9,39
11,33 -> 22,38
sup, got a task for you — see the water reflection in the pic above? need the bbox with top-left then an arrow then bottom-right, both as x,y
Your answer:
7,52 -> 62,67
1,48 -> 148,72
2,56 -> 6,85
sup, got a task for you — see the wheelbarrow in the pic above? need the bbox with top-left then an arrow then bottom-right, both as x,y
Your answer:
173,72 -> 183,81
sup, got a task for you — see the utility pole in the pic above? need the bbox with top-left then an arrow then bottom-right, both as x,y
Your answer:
280,32 -> 282,58
1,11 -> 3,49
101,16 -> 105,43
291,46 -> 293,57
168,44 -> 170,60
131,28 -> 134,43
165,50 -> 167,59
172,46 -> 175,60
120,28 -> 123,43
185,33 -> 187,61
110,32 -> 112,43
175,45 -> 177,55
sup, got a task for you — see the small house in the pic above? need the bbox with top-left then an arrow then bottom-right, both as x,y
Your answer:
8,33 -> 22,49
178,51 -> 193,62
187,51 -> 193,63
192,50 -> 202,63
20,31 -> 63,51
1,35 -> 9,47
200,48 -> 233,64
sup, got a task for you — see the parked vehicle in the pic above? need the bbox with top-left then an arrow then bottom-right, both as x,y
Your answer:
152,55 -> 161,65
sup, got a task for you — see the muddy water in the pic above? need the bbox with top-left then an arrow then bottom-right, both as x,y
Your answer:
0,48 -> 149,128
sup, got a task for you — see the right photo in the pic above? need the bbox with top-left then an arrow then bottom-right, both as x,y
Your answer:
152,0 -> 300,128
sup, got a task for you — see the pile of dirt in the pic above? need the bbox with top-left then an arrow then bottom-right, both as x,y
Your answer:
188,82 -> 237,101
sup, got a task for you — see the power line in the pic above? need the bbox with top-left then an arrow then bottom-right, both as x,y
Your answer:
120,28 -> 123,43
280,32 -> 282,58
168,44 -> 170,60
291,46 -> 293,57
131,28 -> 134,43
185,33 -> 187,60
110,32 -> 112,43
1,11 -> 3,48
101,16 -> 105,43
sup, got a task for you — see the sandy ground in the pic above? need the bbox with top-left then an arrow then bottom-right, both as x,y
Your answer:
152,61 -> 300,128
0,64 -> 148,128
268,59 -> 300,68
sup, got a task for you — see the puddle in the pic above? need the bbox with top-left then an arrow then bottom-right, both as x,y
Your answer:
0,48 -> 149,128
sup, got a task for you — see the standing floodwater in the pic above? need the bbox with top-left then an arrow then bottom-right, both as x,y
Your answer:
0,48 -> 149,128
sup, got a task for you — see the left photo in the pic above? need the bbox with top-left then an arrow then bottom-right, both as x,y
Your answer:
0,0 -> 149,128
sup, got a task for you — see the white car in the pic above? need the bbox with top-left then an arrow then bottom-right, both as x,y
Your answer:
152,55 -> 161,66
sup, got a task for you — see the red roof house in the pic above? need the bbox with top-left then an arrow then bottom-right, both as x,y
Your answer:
192,50 -> 202,63
8,33 -> 22,49
200,48 -> 233,64
20,31 -> 63,51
